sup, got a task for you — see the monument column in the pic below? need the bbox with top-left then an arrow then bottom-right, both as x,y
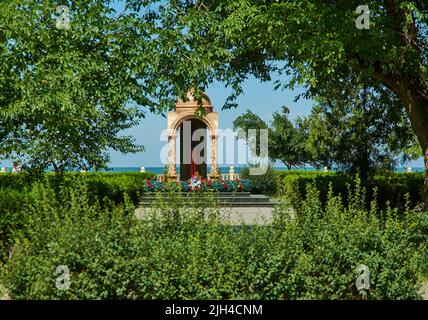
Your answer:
167,132 -> 178,181
210,133 -> 219,179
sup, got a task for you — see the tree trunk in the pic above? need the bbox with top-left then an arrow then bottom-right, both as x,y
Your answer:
357,0 -> 428,207
405,96 -> 428,209
358,81 -> 371,182
388,79 -> 428,208
283,161 -> 292,170
363,62 -> 428,208
52,162 -> 60,176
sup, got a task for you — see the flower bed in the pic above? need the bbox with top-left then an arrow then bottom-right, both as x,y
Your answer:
143,178 -> 252,193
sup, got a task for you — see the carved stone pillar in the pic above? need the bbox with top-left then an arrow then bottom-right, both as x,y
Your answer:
167,133 -> 178,181
210,134 -> 219,179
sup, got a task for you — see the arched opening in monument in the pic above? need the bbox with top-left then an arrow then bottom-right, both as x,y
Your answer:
167,91 -> 218,181
177,118 -> 208,180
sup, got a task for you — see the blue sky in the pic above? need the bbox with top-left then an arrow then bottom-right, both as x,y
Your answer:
109,76 -> 424,168
1,2 -> 424,169
104,1 -> 423,168
110,77 -> 314,167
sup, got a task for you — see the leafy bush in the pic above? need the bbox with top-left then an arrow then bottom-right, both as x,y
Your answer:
0,172 -> 250,264
370,173 -> 425,210
275,169 -> 323,180
240,165 -> 278,195
281,171 -> 353,208
76,172 -> 157,205
0,187 -> 36,262
2,180 -> 426,299
0,172 -> 157,263
278,170 -> 425,210
0,173 -> 39,190
0,172 -> 157,205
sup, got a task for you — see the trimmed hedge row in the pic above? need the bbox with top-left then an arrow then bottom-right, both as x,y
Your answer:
0,172 -> 251,262
0,172 -> 156,262
52,172 -> 157,202
276,170 -> 425,210
2,182 -> 427,299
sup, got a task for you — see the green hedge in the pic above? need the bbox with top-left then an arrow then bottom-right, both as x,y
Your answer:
277,171 -> 425,210
0,173 -> 37,190
68,172 -> 157,205
2,182 -> 427,299
370,173 -> 425,209
0,187 -> 36,262
10,172 -> 157,204
0,172 -> 251,263
240,165 -> 278,195
275,169 -> 325,179
0,172 -> 157,263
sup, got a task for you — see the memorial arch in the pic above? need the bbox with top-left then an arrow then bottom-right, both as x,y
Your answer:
167,92 -> 219,181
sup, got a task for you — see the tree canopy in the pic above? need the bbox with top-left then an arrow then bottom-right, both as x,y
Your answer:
269,107 -> 309,170
1,0 -> 427,180
125,0 -> 428,181
0,0 -> 169,173
304,73 -> 419,177
233,107 -> 308,170
233,85 -> 418,176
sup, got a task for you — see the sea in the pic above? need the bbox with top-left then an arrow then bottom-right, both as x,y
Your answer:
2,166 -> 424,174
58,166 -> 428,174
109,166 -> 426,174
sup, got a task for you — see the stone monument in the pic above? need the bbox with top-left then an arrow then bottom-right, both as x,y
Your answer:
167,91 -> 219,181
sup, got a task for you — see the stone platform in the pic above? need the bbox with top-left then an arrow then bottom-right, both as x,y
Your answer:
139,192 -> 275,208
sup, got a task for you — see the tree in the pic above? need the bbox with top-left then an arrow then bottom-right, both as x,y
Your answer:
304,74 -> 420,178
233,107 -> 309,169
0,0 -> 169,174
125,0 -> 428,200
269,107 -> 309,170
232,109 -> 270,168
232,109 -> 268,157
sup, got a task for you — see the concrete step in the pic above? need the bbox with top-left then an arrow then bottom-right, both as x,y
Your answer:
139,201 -> 275,208
141,192 -> 252,198
140,196 -> 269,202
139,193 -> 276,208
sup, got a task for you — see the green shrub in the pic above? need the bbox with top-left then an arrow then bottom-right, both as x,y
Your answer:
0,187 -> 37,263
0,173 -> 38,190
2,180 -> 426,299
370,173 -> 425,211
0,172 -> 158,263
0,172 -> 157,205
275,169 -> 323,181
281,171 -> 352,208
277,182 -> 426,299
240,165 -> 278,195
278,171 -> 425,210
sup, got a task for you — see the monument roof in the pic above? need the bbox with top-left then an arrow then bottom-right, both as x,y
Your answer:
176,91 -> 212,111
